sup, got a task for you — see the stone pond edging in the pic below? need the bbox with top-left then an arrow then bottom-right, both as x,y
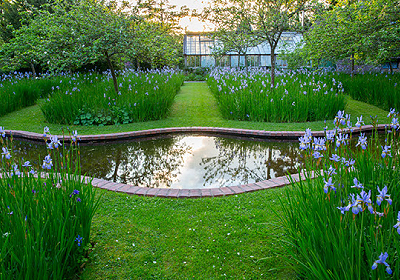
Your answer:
84,171 -> 316,198
3,124 -> 387,198
6,124 -> 387,143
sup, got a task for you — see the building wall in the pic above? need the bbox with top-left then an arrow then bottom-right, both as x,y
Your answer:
183,32 -> 303,68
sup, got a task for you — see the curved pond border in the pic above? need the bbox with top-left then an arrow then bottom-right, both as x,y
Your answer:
3,124 -> 387,198
5,124 -> 387,143
83,171 -> 316,198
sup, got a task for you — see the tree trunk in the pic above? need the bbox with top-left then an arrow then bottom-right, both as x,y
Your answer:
105,51 -> 119,93
30,62 -> 36,79
237,54 -> 240,68
350,53 -> 355,78
270,48 -> 276,87
389,61 -> 393,74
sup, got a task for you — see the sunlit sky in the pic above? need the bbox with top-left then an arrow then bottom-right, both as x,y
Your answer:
172,0 -> 215,32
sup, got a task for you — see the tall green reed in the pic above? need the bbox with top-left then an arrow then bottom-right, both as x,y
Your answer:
339,72 -> 400,112
0,73 -> 58,117
41,69 -> 185,125
207,68 -> 347,123
0,127 -> 99,279
279,110 -> 400,279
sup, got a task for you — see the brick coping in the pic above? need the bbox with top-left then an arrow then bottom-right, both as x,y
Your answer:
3,124 -> 386,198
5,124 -> 387,143
83,171 -> 316,198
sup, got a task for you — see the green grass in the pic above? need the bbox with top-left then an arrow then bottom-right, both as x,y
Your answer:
81,188 -> 293,279
0,82 -> 390,135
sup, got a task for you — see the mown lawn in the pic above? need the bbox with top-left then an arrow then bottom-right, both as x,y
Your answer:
82,188 -> 293,280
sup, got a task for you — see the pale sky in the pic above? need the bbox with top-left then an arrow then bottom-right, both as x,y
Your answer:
172,0 -> 215,32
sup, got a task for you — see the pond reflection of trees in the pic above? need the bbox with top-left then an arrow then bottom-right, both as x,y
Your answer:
200,138 -> 302,187
10,135 -> 303,189
80,137 -> 191,187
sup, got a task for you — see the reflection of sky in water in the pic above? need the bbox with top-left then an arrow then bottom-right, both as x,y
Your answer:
173,137 -> 216,188
11,135 -> 303,189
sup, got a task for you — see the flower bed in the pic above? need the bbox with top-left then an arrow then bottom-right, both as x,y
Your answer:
339,72 -> 400,112
0,127 -> 99,279
0,72 -> 57,117
41,69 -> 185,125
280,110 -> 400,278
207,68 -> 347,123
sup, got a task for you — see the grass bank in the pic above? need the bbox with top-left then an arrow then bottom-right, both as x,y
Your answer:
0,82 -> 389,135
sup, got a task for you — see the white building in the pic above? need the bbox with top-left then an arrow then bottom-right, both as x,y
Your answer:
183,32 -> 303,68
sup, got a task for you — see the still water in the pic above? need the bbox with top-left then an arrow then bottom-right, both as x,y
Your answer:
11,134 -> 302,189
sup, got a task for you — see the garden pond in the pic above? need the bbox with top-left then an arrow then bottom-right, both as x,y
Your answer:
11,134 -> 302,189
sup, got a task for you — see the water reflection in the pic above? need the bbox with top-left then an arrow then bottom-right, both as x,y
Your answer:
10,134 -> 303,189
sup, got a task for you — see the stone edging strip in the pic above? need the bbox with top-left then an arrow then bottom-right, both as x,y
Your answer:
83,171 -> 317,199
4,124 -> 388,143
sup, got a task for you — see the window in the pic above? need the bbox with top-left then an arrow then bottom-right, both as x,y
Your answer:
216,56 -> 231,67
186,56 -> 201,67
246,55 -> 260,67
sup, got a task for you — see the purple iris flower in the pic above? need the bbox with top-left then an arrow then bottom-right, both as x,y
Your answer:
356,133 -> 368,150
312,137 -> 326,151
372,252 -> 392,274
377,186 -> 392,206
330,154 -> 341,162
1,147 -> 11,159
381,145 -> 391,158
351,178 -> 364,189
326,165 -> 337,176
358,190 -> 373,214
387,108 -> 397,118
42,155 -> 53,170
313,151 -> 324,159
323,177 -> 335,193
355,116 -> 364,128
393,211 -> 400,235
43,126 -> 50,137
390,118 -> 399,130
348,194 -> 363,215
75,235 -> 83,246
325,130 -> 336,141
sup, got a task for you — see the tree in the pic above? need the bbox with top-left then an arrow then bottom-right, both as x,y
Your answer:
303,0 -> 400,74
203,1 -> 259,67
132,0 -> 187,69
249,0 -> 314,85
2,0 -> 139,93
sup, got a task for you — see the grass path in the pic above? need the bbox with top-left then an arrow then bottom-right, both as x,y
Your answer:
0,82 -> 390,135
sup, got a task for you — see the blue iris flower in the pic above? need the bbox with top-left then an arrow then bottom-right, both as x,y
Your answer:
393,211 -> 400,235
381,145 -> 391,158
372,252 -> 392,274
355,116 -> 364,128
330,154 -> 341,162
356,133 -> 367,150
75,235 -> 83,246
377,186 -> 392,206
323,177 -> 335,193
351,178 -> 364,189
